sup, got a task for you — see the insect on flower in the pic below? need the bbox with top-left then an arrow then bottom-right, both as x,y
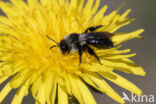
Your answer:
0,0 -> 146,104
47,25 -> 114,65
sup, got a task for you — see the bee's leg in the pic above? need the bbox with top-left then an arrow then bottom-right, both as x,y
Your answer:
84,25 -> 104,33
76,43 -> 83,66
86,45 -> 102,65
78,49 -> 82,66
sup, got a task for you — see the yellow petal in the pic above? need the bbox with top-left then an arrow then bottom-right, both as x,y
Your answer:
81,62 -> 112,72
35,82 -> 46,104
27,0 -> 40,9
9,69 -> 30,88
78,0 -> 85,12
76,76 -> 97,104
69,0 -> 78,9
86,72 -> 125,104
0,1 -> 16,18
83,0 -> 94,14
0,16 -> 12,26
51,81 -> 57,104
112,29 -> 144,45
0,83 -> 12,103
11,83 -> 29,104
100,72 -> 142,95
0,76 -> 9,85
58,0 -> 66,6
80,72 -> 100,90
40,0 -> 52,6
91,0 -> 100,15
101,58 -> 146,76
42,73 -> 57,104
68,74 -> 84,104
102,11 -> 117,26
96,46 -> 121,56
0,62 -> 25,77
110,18 -> 133,33
31,77 -> 41,102
10,0 -> 28,12
91,5 -> 108,25
121,9 -> 132,18
64,74 -> 72,95
102,53 -> 136,59
110,49 -> 131,55
44,74 -> 55,104
58,85 -> 68,104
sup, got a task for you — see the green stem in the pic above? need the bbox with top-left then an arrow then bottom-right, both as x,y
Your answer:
68,96 -> 79,104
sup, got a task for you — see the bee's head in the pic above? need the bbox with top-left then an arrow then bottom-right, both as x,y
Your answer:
59,40 -> 70,54
46,35 -> 70,54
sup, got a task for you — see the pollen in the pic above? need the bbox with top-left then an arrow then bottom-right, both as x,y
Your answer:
0,0 -> 145,104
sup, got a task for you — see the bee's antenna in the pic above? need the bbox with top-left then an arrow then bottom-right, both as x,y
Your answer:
46,35 -> 59,45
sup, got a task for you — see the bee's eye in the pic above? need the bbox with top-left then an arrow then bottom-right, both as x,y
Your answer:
61,44 -> 69,53
59,40 -> 69,54
62,44 -> 67,50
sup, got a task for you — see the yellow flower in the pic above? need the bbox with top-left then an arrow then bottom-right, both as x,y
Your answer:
0,0 -> 146,104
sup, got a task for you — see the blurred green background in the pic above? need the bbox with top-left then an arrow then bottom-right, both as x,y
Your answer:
0,0 -> 156,104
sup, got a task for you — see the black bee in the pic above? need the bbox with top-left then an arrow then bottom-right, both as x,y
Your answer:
47,25 -> 114,65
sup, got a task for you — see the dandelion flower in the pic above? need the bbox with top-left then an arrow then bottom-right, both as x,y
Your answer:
0,0 -> 146,104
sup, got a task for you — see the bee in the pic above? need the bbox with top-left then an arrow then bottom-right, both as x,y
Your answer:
47,25 -> 114,65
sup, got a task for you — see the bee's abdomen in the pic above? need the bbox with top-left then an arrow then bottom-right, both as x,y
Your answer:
87,33 -> 114,49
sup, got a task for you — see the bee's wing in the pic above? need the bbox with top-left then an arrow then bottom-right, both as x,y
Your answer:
87,32 -> 114,39
78,32 -> 114,43
86,32 -> 114,49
